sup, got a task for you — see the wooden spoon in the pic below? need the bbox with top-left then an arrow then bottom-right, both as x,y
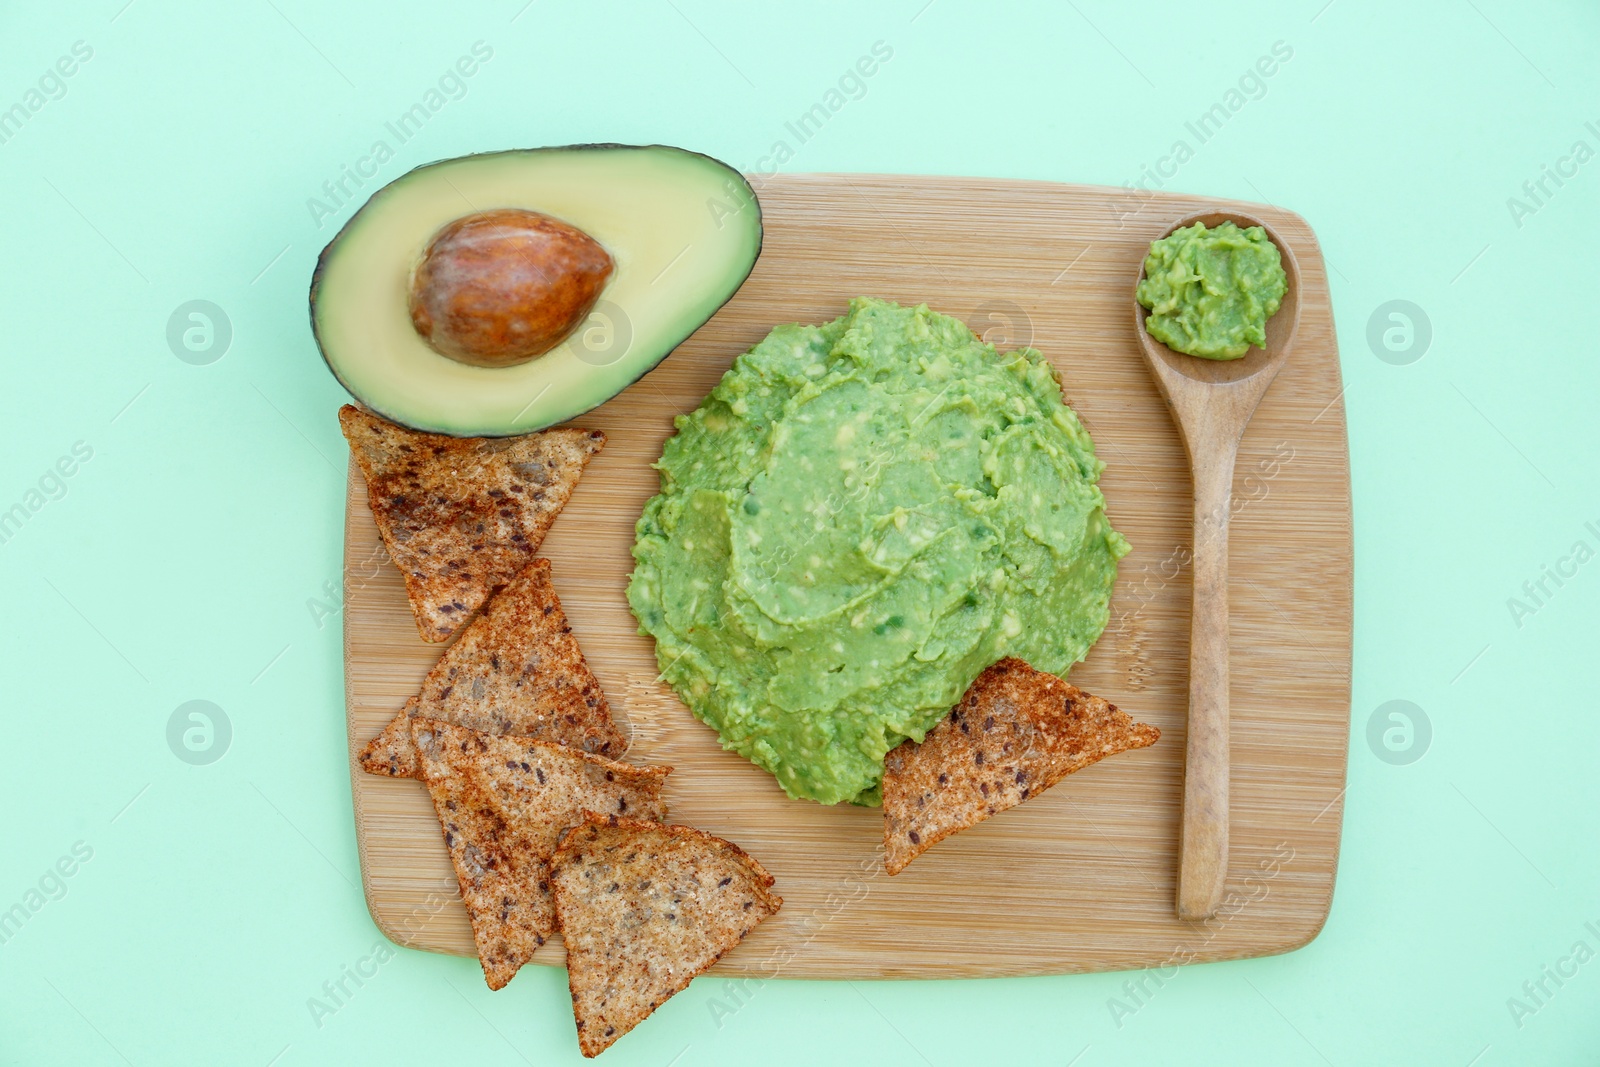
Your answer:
1133,209 -> 1302,921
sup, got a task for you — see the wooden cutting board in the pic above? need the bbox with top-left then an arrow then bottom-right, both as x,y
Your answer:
343,173 -> 1351,979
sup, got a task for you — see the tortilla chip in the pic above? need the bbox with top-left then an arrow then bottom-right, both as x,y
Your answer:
360,556 -> 625,778
410,728 -> 545,990
339,404 -> 605,643
551,814 -> 782,1057
411,719 -> 671,990
881,657 -> 1159,875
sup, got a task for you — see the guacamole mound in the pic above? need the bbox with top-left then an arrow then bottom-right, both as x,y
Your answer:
628,298 -> 1129,805
1136,220 -> 1286,360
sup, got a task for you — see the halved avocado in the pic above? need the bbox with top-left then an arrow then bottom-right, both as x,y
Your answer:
310,144 -> 762,436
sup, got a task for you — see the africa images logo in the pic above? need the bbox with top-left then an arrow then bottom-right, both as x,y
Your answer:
305,42 -> 494,229
0,41 -> 94,148
0,841 -> 94,948
1504,519 -> 1600,629
0,441 -> 94,548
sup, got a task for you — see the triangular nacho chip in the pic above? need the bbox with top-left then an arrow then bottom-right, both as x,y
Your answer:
411,719 -> 670,990
339,404 -> 605,642
360,557 -> 625,778
882,657 -> 1159,875
410,729 -> 545,990
551,814 -> 782,1057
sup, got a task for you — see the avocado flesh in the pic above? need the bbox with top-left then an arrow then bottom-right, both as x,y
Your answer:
311,145 -> 761,436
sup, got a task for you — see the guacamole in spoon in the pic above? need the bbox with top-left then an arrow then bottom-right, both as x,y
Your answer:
628,298 -> 1128,805
1136,220 -> 1286,360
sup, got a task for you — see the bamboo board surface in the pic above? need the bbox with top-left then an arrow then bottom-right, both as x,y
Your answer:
344,173 -> 1351,979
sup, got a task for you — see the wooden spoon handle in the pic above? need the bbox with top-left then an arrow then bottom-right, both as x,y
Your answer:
1177,440 -> 1239,920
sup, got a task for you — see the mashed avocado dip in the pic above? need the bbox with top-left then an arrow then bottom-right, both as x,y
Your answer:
628,298 -> 1128,805
1136,220 -> 1286,360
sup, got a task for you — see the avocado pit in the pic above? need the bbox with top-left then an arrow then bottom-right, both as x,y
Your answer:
408,208 -> 614,368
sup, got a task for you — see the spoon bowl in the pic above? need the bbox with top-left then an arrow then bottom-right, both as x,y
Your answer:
1132,207 -> 1302,922
1135,209 -> 1301,393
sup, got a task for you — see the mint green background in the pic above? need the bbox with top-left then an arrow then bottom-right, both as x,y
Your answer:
2,1 -> 1596,1063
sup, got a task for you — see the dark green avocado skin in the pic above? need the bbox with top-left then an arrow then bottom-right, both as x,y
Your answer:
309,143 -> 763,437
